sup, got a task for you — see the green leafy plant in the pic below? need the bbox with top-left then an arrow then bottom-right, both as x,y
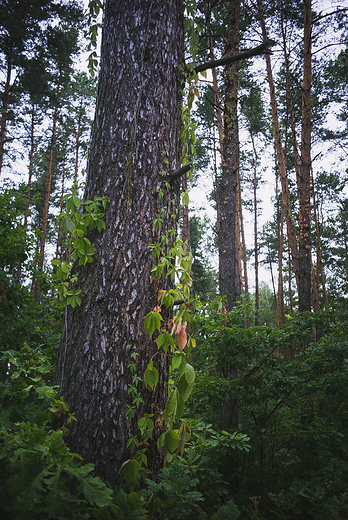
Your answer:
52,188 -> 109,306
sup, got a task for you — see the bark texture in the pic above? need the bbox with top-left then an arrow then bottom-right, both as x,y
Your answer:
55,0 -> 183,485
219,0 -> 241,310
298,0 -> 312,312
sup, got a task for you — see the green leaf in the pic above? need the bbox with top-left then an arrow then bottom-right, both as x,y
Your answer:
63,216 -> 75,234
165,388 -> 178,416
177,375 -> 193,402
172,354 -> 183,370
156,332 -> 174,354
66,462 -> 112,506
178,356 -> 186,380
163,430 -> 180,454
144,361 -> 159,390
120,459 -> 141,491
144,311 -> 163,338
176,394 -> 185,422
72,195 -> 82,209
185,363 -> 195,384
157,432 -> 166,450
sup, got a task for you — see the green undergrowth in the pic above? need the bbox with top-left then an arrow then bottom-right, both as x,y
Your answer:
1,300 -> 348,519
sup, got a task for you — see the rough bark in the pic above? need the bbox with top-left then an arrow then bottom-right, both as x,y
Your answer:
55,0 -> 183,486
219,0 -> 241,310
298,0 -> 312,312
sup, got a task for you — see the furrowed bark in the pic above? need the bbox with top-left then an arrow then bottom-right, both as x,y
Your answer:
55,0 -> 183,485
219,0 -> 241,310
298,0 -> 312,312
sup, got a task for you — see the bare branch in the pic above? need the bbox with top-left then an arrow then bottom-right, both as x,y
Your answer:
168,163 -> 192,182
186,40 -> 276,74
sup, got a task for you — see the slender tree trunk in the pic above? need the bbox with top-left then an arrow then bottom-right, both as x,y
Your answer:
51,158 -> 66,301
236,163 -> 244,295
219,0 -> 241,310
311,168 -> 329,308
281,16 -> 319,311
257,0 -> 300,295
55,0 -> 183,485
203,0 -> 224,156
181,173 -> 190,248
66,108 -> 83,265
24,105 -> 36,230
240,193 -> 248,295
32,89 -> 59,302
276,173 -> 286,327
298,0 -> 313,312
288,247 -> 293,314
74,107 -> 82,186
251,133 -> 259,325
204,0 -> 223,284
0,57 -> 12,176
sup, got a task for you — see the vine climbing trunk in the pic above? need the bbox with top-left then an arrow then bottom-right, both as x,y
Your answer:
55,0 -> 183,486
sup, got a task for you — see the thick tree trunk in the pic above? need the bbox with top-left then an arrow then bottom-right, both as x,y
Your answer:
55,0 -> 183,486
219,0 -> 241,310
298,0 -> 312,312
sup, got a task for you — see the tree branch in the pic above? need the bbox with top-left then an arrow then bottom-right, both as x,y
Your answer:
168,163 -> 192,182
186,40 -> 276,74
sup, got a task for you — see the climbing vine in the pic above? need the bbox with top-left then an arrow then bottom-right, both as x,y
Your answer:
119,2 -> 205,490
52,186 -> 109,307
